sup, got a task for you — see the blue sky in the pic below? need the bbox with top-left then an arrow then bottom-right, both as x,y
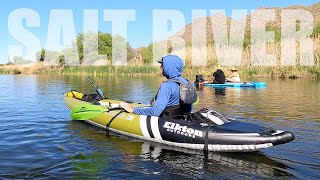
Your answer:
0,0 -> 319,64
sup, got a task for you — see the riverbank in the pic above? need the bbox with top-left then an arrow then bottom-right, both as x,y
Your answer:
1,63 -> 320,79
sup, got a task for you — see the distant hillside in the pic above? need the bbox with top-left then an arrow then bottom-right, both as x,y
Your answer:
168,2 -> 320,45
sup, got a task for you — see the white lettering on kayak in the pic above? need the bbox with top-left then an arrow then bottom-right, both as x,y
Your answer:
125,115 -> 135,121
163,121 -> 203,138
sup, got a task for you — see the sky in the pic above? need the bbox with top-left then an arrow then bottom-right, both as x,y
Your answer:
0,0 -> 319,64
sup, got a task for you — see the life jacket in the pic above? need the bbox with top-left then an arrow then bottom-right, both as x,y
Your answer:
160,103 -> 192,119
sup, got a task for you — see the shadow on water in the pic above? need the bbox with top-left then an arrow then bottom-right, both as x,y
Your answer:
68,120 -> 294,179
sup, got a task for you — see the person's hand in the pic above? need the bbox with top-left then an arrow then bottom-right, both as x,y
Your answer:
120,102 -> 134,113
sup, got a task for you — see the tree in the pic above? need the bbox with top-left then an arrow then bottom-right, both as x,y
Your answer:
34,32 -> 135,66
36,49 -> 62,66
39,49 -> 46,62
76,32 -> 113,65
12,56 -> 33,65
58,55 -> 65,66
76,32 -> 134,65
141,43 -> 153,64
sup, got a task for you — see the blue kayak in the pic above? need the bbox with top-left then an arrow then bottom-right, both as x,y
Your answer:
203,82 -> 266,88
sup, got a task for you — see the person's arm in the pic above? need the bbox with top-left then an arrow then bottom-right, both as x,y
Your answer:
120,83 -> 171,116
201,80 -> 210,84
134,83 -> 171,116
119,102 -> 134,113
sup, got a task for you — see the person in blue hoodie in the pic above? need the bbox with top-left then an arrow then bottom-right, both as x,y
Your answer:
120,55 -> 192,118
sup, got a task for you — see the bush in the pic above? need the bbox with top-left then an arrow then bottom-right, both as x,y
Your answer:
141,44 -> 153,64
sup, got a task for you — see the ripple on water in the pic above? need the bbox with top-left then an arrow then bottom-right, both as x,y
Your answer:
0,75 -> 319,179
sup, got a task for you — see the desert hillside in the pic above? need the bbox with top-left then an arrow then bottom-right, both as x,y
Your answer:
169,2 -> 320,45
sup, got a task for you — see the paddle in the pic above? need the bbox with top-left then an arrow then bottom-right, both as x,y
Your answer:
87,77 -> 107,99
71,104 -> 124,120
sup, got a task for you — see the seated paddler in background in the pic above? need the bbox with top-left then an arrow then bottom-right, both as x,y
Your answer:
226,67 -> 241,83
200,65 -> 226,84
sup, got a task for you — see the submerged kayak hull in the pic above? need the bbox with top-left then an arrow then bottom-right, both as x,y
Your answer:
204,82 -> 266,87
64,93 -> 294,152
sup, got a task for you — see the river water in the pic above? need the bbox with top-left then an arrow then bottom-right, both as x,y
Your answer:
0,74 -> 319,179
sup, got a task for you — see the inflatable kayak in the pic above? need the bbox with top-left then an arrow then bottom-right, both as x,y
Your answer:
64,91 -> 294,152
204,82 -> 266,88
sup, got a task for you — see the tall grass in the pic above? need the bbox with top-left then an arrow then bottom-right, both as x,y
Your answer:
43,66 -> 160,76
308,66 -> 320,79
169,36 -> 320,78
0,65 -> 21,74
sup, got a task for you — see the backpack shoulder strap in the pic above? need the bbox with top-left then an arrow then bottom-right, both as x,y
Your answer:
168,79 -> 180,84
167,78 -> 190,84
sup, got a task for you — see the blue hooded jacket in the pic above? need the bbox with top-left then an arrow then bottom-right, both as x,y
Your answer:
133,55 -> 191,116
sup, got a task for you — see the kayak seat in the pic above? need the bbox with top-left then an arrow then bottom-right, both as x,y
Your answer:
171,108 -> 229,126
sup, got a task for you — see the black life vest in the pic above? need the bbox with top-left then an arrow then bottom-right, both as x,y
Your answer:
160,103 -> 192,119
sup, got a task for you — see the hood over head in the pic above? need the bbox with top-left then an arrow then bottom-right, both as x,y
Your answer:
161,55 -> 184,79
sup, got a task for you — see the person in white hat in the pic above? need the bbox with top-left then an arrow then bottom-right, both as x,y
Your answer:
226,67 -> 241,83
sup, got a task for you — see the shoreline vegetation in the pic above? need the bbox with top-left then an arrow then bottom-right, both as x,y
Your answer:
1,32 -> 320,78
1,3 -> 320,79
1,31 -> 320,79
1,62 -> 320,79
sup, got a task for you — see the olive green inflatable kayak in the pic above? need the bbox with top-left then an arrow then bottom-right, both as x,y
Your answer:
64,91 -> 295,152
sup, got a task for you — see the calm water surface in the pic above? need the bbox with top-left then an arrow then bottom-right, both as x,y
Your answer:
0,74 -> 319,179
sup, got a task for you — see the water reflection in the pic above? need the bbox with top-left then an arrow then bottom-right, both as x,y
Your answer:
139,142 -> 294,179
68,121 -> 293,179
213,87 -> 227,96
0,75 -> 319,178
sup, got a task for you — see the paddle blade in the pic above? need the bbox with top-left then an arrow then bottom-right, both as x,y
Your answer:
71,104 -> 106,120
